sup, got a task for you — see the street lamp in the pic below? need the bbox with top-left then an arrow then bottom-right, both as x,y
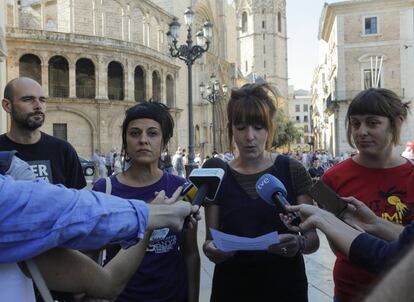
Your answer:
199,74 -> 228,153
167,8 -> 213,175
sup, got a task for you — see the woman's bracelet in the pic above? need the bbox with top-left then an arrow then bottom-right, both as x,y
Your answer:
297,235 -> 306,254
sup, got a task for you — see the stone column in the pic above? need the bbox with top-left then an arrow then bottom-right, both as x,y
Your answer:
160,70 -> 165,102
147,68 -> 152,100
96,57 -> 108,99
41,63 -> 49,97
69,63 -> 76,98
126,61 -> 134,101
40,1 -> 45,30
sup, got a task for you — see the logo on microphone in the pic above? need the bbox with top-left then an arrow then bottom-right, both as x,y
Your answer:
256,177 -> 270,191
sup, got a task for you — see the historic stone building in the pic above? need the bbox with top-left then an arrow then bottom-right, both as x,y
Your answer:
312,0 -> 414,156
5,0 -> 288,158
235,0 -> 288,101
287,86 -> 312,152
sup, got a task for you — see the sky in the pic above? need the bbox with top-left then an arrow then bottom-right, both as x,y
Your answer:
286,0 -> 343,91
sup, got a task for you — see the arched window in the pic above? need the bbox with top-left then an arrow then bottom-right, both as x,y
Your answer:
152,71 -> 161,102
241,12 -> 248,33
166,75 -> 174,107
134,66 -> 146,102
49,56 -> 69,97
278,12 -> 282,32
76,58 -> 95,99
19,54 -> 41,84
108,61 -> 124,100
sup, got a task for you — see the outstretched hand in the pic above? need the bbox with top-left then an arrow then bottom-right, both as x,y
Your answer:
340,196 -> 377,232
147,187 -> 201,231
280,204 -> 327,233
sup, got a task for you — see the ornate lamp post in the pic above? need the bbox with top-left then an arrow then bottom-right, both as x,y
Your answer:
199,73 -> 228,153
167,8 -> 213,175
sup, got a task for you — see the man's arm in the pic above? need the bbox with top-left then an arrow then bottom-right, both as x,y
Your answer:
349,221 -> 414,273
284,204 -> 413,272
0,176 -> 197,263
0,175 -> 148,262
283,204 -> 362,256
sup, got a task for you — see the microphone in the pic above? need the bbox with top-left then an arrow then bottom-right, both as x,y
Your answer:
255,174 -> 301,226
188,158 -> 226,207
180,182 -> 198,203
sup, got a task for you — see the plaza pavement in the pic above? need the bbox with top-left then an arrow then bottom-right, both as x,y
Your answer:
197,208 -> 335,302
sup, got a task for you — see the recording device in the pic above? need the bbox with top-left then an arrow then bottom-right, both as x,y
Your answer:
188,158 -> 226,206
255,174 -> 301,226
183,158 -> 225,228
309,180 -> 348,218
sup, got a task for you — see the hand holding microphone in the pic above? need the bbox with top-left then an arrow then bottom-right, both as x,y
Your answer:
255,174 -> 301,226
183,158 -> 226,228
255,174 -> 306,257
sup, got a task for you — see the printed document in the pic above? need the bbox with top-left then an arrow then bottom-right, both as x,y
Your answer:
210,228 -> 279,252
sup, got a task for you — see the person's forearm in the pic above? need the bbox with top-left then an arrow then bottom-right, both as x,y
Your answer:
302,229 -> 319,254
366,217 -> 403,241
103,232 -> 152,297
316,212 -> 362,256
38,233 -> 151,300
183,226 -> 200,302
0,176 -> 148,262
185,252 -> 200,302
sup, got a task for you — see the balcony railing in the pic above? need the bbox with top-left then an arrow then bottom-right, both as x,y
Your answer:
49,85 -> 69,98
108,87 -> 124,100
76,85 -> 96,99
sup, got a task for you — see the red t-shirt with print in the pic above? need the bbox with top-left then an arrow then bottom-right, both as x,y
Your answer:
322,158 -> 414,302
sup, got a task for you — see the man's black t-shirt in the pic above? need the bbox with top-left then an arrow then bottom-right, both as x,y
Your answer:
0,132 -> 86,189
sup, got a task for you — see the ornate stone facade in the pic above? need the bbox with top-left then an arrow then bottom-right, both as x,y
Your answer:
4,0 -> 287,158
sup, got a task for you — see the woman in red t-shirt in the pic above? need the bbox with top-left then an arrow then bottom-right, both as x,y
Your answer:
321,88 -> 414,302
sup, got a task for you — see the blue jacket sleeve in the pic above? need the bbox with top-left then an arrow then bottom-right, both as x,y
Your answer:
349,222 -> 414,273
0,175 -> 148,263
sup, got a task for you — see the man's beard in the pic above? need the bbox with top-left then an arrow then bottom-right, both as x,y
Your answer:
11,106 -> 45,130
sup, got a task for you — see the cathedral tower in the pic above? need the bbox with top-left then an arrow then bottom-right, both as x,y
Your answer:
235,0 -> 288,99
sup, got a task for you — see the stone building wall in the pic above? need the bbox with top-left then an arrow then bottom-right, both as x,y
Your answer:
5,0 -> 239,158
6,27 -> 181,156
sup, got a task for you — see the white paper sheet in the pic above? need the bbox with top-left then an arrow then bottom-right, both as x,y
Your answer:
210,228 -> 279,252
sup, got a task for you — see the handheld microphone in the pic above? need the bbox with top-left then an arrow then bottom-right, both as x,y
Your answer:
180,182 -> 198,203
183,158 -> 226,228
255,174 -> 301,226
188,158 -> 226,207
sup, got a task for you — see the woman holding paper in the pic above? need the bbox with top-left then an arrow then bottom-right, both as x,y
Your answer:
203,83 -> 319,301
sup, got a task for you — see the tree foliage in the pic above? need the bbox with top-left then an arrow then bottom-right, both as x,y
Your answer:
272,110 -> 302,148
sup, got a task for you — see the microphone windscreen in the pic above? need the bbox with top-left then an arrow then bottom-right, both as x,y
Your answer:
256,174 -> 288,205
202,157 -> 227,170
